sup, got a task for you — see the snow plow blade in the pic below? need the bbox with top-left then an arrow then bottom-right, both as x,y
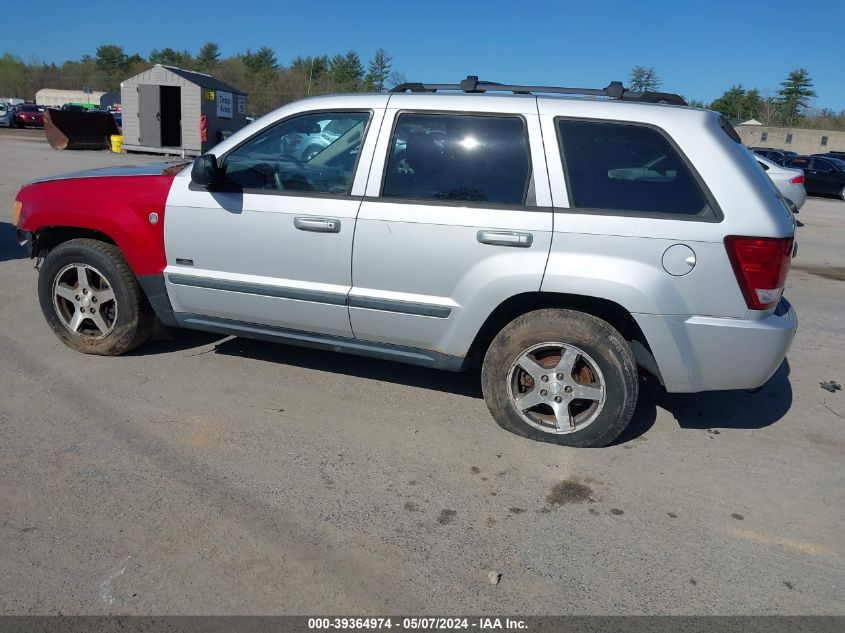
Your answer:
44,108 -> 120,150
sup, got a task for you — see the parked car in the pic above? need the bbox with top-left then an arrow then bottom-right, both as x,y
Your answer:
783,156 -> 845,200
279,117 -> 357,161
13,76 -> 797,447
12,104 -> 45,128
755,155 -> 806,211
811,152 -> 845,161
750,147 -> 797,164
0,103 -> 12,128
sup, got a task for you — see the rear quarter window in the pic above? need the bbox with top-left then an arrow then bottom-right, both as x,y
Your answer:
556,119 -> 713,219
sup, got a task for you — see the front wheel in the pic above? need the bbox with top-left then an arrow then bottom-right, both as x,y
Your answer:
481,309 -> 639,448
37,239 -> 155,355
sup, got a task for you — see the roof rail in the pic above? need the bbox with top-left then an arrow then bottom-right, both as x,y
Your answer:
390,75 -> 687,106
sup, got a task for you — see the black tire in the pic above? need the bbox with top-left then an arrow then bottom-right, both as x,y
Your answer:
481,309 -> 639,448
37,239 -> 155,355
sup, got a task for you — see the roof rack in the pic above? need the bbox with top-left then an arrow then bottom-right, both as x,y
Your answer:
390,75 -> 687,106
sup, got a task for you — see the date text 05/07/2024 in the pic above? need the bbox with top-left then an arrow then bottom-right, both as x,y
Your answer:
307,617 -> 528,630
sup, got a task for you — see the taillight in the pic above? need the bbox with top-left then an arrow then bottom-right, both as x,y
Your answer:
790,174 -> 804,185
724,236 -> 792,310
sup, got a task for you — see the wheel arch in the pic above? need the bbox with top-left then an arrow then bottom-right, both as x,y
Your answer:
32,226 -> 117,258
464,291 -> 663,383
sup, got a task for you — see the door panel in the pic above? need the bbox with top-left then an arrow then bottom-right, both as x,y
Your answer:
164,108 -> 385,338
350,106 -> 553,359
350,203 -> 552,355
138,85 -> 160,147
164,192 -> 361,337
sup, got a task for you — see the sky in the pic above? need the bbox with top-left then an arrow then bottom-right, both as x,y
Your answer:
3,0 -> 844,109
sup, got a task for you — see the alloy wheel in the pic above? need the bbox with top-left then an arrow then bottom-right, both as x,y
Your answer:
506,342 -> 606,434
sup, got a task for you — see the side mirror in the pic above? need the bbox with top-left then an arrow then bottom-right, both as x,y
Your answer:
191,154 -> 223,189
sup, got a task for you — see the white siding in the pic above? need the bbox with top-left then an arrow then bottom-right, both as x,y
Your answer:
120,82 -> 140,144
36,89 -> 107,107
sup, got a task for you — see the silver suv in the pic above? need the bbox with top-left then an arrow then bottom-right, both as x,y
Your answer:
15,77 -> 798,447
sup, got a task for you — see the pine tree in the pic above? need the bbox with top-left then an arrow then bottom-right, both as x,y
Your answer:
196,42 -> 221,72
149,48 -> 192,68
242,47 -> 278,76
777,69 -> 816,124
364,49 -> 392,92
629,65 -> 661,92
330,50 -> 363,89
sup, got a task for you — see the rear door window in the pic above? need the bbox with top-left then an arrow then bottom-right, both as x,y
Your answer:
382,113 -> 531,205
556,119 -> 711,218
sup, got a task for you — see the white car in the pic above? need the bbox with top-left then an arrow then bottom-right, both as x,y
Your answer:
756,155 -> 806,212
0,103 -> 12,128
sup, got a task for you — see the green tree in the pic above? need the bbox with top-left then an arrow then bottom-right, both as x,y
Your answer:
149,48 -> 192,67
196,42 -> 220,72
291,55 -> 329,79
709,85 -> 764,121
95,44 -> 134,90
0,53 -> 28,96
629,65 -> 661,92
777,68 -> 816,124
330,50 -> 363,89
364,48 -> 392,92
242,47 -> 278,76
95,44 -> 129,76
743,88 -> 764,118
291,55 -> 330,94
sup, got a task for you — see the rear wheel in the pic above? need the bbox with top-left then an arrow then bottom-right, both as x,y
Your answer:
37,239 -> 155,355
481,309 -> 639,447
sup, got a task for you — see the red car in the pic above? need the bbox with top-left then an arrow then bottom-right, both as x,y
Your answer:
12,104 -> 45,128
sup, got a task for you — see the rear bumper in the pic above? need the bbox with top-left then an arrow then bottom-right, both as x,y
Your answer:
634,298 -> 797,393
784,183 -> 807,211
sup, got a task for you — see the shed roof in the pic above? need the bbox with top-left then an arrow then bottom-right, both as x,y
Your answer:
159,65 -> 244,94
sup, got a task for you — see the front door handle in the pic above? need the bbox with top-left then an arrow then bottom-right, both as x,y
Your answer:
294,217 -> 341,233
477,230 -> 533,248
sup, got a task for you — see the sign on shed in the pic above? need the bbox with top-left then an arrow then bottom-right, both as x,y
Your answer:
217,91 -> 233,119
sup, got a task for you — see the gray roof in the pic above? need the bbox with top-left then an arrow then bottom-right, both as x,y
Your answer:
160,66 -> 245,94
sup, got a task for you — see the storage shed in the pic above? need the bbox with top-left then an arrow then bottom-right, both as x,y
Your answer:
120,64 -> 248,157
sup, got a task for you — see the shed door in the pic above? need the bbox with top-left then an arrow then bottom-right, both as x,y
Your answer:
138,84 -> 160,147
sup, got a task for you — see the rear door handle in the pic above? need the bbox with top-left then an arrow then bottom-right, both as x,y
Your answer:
294,217 -> 341,233
477,230 -> 533,248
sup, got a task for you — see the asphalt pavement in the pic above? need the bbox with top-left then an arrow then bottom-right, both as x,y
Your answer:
0,130 -> 842,615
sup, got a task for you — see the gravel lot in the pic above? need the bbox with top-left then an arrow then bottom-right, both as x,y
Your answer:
0,130 -> 843,615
